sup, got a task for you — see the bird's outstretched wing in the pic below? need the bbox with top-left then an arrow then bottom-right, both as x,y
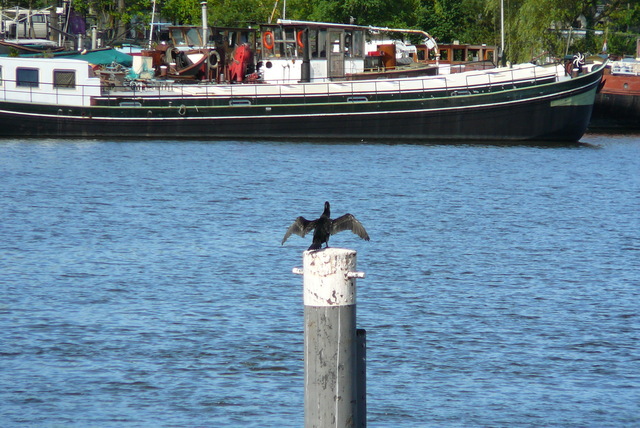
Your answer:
331,214 -> 370,241
282,217 -> 317,245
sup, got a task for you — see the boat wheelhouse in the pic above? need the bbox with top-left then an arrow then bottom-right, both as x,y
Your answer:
258,20 -> 439,83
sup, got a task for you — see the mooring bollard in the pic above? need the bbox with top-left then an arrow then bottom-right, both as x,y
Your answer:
293,248 -> 366,428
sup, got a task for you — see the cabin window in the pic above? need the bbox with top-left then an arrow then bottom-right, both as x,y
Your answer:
345,32 -> 353,58
282,27 -> 299,58
317,30 -> 327,58
262,26 -> 303,59
0,66 -> 3,86
185,28 -> 201,46
308,30 -> 318,58
16,67 -> 39,88
54,70 -> 76,89
344,30 -> 364,58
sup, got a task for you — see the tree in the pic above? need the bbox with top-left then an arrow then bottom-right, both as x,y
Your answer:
488,0 -> 637,63
417,0 -> 494,44
284,0 -> 419,28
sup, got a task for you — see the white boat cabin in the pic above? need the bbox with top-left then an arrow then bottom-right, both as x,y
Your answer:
259,20 -> 366,83
0,56 -> 100,106
258,20 -> 439,84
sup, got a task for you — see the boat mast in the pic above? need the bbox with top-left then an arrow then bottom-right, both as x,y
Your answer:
500,0 -> 505,64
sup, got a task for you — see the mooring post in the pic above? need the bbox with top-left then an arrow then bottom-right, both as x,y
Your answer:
356,329 -> 367,428
293,248 -> 366,428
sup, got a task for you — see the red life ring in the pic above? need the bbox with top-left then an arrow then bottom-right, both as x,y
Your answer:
263,31 -> 275,50
296,30 -> 304,48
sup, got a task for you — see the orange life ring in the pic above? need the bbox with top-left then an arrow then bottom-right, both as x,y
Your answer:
263,31 -> 274,50
296,30 -> 304,48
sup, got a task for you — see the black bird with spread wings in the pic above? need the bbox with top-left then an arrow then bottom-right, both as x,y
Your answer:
281,201 -> 370,250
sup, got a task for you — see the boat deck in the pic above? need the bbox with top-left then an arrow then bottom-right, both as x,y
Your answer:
99,63 -> 567,101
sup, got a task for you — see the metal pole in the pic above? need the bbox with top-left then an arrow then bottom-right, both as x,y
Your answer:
201,1 -> 208,48
148,0 -> 156,49
294,248 -> 366,428
500,0 -> 504,57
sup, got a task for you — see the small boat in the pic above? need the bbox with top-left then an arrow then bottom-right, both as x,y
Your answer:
589,57 -> 640,130
0,51 -> 606,141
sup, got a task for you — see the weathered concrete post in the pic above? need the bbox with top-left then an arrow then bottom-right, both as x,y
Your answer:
294,248 -> 365,428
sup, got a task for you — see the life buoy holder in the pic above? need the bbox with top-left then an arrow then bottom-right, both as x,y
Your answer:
263,31 -> 275,50
209,50 -> 221,69
178,104 -> 186,116
296,30 -> 304,48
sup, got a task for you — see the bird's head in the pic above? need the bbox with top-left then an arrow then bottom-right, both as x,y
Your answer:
323,201 -> 331,216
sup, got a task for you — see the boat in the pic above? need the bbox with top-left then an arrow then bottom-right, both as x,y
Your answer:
589,57 -> 640,130
0,16 -> 606,142
0,53 -> 605,141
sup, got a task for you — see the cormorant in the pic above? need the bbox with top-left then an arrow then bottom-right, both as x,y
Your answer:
281,201 -> 370,250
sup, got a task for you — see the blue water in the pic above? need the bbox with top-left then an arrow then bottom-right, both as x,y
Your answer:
1,135 -> 639,427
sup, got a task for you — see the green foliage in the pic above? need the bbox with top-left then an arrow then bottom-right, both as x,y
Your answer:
161,0 -> 202,25
418,0 -> 495,44
44,0 -> 639,60
207,0 -> 273,26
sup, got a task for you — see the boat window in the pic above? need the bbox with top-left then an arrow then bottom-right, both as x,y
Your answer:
16,67 -> 39,88
0,66 -> 3,87
54,70 -> 76,89
261,26 -> 302,59
185,28 -> 202,46
318,29 -> 327,58
261,26 -> 281,58
282,28 -> 298,58
486,50 -> 494,62
308,29 -> 318,58
345,31 -> 353,58
352,30 -> 364,58
171,28 -> 185,45
344,30 -> 363,58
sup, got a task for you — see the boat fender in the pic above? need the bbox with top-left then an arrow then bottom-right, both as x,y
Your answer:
178,104 -> 186,116
209,50 -> 221,69
296,30 -> 304,48
263,31 -> 274,50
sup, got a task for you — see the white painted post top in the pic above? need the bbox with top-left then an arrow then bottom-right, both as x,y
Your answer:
299,248 -> 364,307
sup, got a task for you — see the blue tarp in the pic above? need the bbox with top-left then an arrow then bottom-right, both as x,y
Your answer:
57,49 -> 133,67
1,48 -> 134,67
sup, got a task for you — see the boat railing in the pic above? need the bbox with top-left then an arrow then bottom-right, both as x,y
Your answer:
1,62 -> 565,106
112,63 -> 559,100
610,60 -> 640,76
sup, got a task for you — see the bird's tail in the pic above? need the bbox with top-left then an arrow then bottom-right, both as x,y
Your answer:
308,242 -> 322,251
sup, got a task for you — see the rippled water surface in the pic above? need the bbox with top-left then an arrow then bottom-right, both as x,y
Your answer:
1,134 -> 639,427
